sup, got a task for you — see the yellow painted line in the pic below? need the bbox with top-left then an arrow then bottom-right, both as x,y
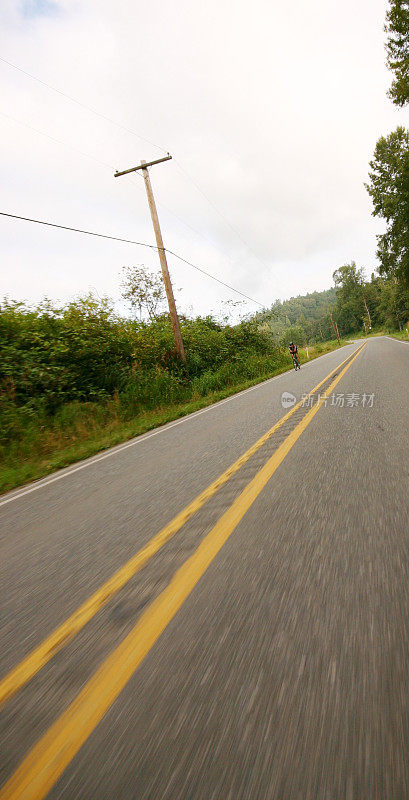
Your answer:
0,342 -> 366,800
0,344 -> 365,709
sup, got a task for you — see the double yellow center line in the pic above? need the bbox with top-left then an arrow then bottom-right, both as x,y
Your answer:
0,343 -> 366,800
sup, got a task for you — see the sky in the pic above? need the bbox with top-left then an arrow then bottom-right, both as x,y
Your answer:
0,0 -> 406,319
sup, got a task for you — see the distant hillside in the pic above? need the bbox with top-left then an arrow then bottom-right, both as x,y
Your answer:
253,288 -> 337,343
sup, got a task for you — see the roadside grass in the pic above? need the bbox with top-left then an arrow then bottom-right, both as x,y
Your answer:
347,326 -> 409,341
386,330 -> 409,341
346,327 -> 385,339
1,338 -> 345,494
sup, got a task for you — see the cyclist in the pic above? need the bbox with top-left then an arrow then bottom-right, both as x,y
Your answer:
288,341 -> 300,367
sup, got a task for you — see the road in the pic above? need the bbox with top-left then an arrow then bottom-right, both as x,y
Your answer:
1,336 -> 409,799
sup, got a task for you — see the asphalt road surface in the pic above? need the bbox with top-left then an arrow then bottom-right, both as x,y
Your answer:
1,336 -> 409,799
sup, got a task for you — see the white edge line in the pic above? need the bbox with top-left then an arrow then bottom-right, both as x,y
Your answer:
0,343 -> 359,508
385,335 -> 409,345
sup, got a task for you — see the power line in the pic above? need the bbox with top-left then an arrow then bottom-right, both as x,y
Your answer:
0,111 -> 115,170
0,56 -> 168,155
173,159 -> 278,276
1,112 -> 260,284
165,248 -> 265,307
0,211 -> 158,247
0,211 -> 265,308
1,107 -> 243,263
1,112 -> 226,247
2,56 -> 278,277
1,58 -> 275,305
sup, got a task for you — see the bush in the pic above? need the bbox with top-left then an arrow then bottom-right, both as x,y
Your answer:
0,295 -> 287,470
0,297 -> 133,410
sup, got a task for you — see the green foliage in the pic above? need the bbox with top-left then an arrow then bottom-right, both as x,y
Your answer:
366,127 -> 409,289
255,288 -> 337,345
2,266 -> 407,488
279,325 -> 307,348
1,338 -> 341,494
372,274 -> 409,330
385,0 -> 409,105
121,265 -> 166,320
0,297 -> 278,460
333,262 -> 367,332
0,295 -> 133,413
362,8 -> 409,323
331,261 -> 409,336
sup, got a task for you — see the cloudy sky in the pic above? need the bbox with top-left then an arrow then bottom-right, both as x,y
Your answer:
0,0 -> 405,318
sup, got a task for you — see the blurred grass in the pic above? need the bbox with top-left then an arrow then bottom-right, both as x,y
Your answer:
387,330 -> 409,341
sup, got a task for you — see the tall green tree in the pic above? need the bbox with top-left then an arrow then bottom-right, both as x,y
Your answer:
376,275 -> 409,328
366,127 -> 409,288
333,262 -> 368,333
385,0 -> 409,105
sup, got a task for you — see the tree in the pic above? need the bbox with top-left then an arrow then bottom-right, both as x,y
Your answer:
333,262 -> 371,333
385,0 -> 409,105
365,127 -> 409,289
121,265 -> 166,321
376,275 -> 409,329
279,325 -> 307,348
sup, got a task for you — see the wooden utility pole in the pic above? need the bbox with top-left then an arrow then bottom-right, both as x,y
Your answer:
363,296 -> 372,330
335,320 -> 341,342
114,155 -> 186,363
329,312 -> 340,345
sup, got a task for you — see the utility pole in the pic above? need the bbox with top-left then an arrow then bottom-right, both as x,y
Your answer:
363,296 -> 372,329
114,155 -> 186,363
329,311 -> 340,345
335,320 -> 341,342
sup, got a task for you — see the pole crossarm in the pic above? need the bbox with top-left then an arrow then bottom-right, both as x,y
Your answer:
114,155 -> 172,177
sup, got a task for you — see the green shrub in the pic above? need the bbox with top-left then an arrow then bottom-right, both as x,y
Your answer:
0,295 -> 287,473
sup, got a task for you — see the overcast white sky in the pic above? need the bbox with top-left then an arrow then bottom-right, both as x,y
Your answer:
0,0 -> 406,318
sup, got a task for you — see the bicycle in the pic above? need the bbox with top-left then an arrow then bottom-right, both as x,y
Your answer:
292,353 -> 301,371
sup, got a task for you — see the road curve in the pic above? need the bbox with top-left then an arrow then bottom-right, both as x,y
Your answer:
1,336 -> 408,799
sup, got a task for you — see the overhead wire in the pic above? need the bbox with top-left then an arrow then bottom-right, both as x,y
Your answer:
1,56 -> 275,308
173,158 -> 278,275
0,56 -> 168,155
1,110 -> 262,294
0,111 -> 115,170
2,56 -> 277,277
0,211 -> 266,308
